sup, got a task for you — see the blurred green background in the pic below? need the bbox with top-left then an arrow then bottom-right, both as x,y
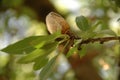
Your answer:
0,0 -> 120,80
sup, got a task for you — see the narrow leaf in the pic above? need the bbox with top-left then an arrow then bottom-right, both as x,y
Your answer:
75,16 -> 89,31
1,36 -> 40,54
18,49 -> 45,63
78,45 -> 87,57
18,42 -> 58,63
31,31 -> 61,48
66,46 -> 77,57
91,20 -> 101,31
99,29 -> 117,36
39,55 -> 57,80
33,56 -> 49,70
1,31 -> 61,54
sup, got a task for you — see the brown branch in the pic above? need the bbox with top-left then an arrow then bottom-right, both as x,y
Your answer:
78,36 -> 120,50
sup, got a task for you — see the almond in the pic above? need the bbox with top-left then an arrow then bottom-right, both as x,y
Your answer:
46,12 -> 70,34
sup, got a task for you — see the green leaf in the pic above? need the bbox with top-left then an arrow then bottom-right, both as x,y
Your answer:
66,46 -> 77,58
18,42 -> 58,63
1,36 -> 40,54
78,20 -> 101,39
91,20 -> 101,31
78,45 -> 87,57
99,29 -> 117,36
95,29 -> 117,37
1,31 -> 61,54
31,31 -> 61,48
75,16 -> 89,31
17,49 -> 45,63
39,55 -> 57,80
33,56 -> 49,70
79,31 -> 96,40
40,42 -> 58,49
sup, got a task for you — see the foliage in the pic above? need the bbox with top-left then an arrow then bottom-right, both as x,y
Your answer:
1,12 -> 120,79
0,0 -> 120,80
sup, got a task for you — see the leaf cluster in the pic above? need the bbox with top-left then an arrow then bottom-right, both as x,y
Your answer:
1,15 -> 119,79
1,31 -> 68,80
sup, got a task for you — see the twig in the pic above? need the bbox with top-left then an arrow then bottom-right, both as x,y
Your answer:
77,36 -> 120,50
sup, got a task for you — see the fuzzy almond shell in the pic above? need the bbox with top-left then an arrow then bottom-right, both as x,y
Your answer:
46,12 -> 70,34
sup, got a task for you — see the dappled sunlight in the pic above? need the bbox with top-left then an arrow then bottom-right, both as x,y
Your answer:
109,19 -> 120,36
50,0 -> 81,13
99,59 -> 110,71
26,21 -> 48,36
0,9 -> 31,47
107,9 -> 120,36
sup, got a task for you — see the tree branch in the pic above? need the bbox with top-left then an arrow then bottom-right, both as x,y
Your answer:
77,36 -> 120,50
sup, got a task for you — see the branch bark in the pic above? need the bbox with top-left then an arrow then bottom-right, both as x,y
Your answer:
78,36 -> 120,50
